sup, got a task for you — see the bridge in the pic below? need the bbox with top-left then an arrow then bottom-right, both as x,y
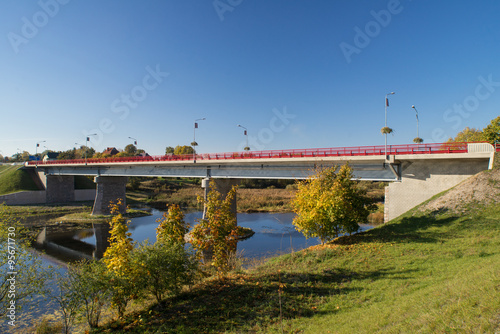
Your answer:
25,142 -> 498,222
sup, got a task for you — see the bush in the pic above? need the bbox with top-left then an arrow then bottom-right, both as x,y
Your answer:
131,242 -> 198,303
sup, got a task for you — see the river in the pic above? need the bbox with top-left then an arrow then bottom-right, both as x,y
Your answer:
36,210 -> 375,263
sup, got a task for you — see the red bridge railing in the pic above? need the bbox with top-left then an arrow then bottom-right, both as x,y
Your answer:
26,142 -> 479,166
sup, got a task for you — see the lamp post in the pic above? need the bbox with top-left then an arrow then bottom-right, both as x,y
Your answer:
237,124 -> 249,151
193,118 -> 206,162
411,105 -> 423,144
384,92 -> 395,158
85,134 -> 97,165
128,137 -> 137,145
35,140 -> 46,166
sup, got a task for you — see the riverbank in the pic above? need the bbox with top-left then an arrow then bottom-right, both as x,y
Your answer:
89,197 -> 500,333
127,180 -> 386,215
127,185 -> 296,213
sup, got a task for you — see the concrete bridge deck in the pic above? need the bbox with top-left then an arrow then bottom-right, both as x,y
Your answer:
24,142 -> 498,221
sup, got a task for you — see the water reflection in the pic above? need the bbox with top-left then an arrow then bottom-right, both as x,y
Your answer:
34,210 -> 374,263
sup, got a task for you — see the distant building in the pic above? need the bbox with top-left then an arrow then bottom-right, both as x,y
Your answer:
43,152 -> 59,162
103,147 -> 119,156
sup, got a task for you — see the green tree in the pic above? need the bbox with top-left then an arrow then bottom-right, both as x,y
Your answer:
174,145 -> 194,155
447,127 -> 484,143
483,116 -> 500,145
292,165 -> 372,244
68,260 -> 110,329
131,242 -> 198,303
124,144 -> 138,155
156,204 -> 190,246
102,199 -> 137,318
52,272 -> 81,334
165,146 -> 175,154
190,180 -> 239,277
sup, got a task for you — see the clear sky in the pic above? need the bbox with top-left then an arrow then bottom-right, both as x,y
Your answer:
1,0 -> 499,157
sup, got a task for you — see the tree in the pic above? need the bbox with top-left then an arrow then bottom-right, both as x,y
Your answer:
124,144 -> 137,155
131,242 -> 198,303
102,199 -> 136,318
174,145 -> 194,155
483,116 -> 500,145
190,180 -> 239,277
68,260 -> 110,329
291,165 -> 372,244
52,272 -> 81,334
165,146 -> 175,154
156,204 -> 190,246
447,127 -> 484,143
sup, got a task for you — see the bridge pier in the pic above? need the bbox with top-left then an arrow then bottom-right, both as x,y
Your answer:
384,159 -> 490,222
46,175 -> 75,203
201,178 -> 240,221
91,176 -> 127,215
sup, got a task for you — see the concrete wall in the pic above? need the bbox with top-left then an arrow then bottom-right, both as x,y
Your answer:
384,159 -> 490,222
0,189 -> 96,205
75,189 -> 97,201
0,191 -> 47,205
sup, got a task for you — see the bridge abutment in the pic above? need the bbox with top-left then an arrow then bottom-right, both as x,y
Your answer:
46,175 -> 75,203
91,176 -> 127,215
384,159 -> 490,222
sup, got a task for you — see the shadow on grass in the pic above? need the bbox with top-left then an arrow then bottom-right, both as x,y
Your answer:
98,266 -> 415,334
335,211 -> 460,246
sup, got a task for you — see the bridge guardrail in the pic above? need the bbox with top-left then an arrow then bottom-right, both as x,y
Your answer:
25,142 -> 481,166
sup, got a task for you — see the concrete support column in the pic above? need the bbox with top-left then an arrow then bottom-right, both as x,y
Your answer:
91,176 -> 127,215
46,175 -> 75,203
201,178 -> 240,221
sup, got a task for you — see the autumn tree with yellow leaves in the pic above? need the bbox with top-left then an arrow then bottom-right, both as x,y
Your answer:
102,199 -> 137,318
156,204 -> 190,246
190,180 -> 240,277
292,165 -> 373,244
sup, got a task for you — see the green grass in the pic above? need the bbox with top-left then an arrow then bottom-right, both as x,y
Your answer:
58,208 -> 152,222
0,165 -> 40,195
92,201 -> 500,333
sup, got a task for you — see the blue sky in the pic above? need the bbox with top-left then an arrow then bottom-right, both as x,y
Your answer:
1,0 -> 499,157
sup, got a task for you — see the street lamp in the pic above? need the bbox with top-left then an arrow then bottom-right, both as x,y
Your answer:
192,118 -> 206,162
411,105 -> 423,144
35,140 -> 46,166
128,137 -> 138,145
383,92 -> 395,158
85,134 -> 97,165
237,124 -> 249,151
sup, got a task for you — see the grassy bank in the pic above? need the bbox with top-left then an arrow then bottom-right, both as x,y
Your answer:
0,165 -> 39,195
91,194 -> 500,333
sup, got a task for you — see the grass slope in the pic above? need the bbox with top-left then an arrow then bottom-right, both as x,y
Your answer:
0,165 -> 39,195
94,197 -> 500,333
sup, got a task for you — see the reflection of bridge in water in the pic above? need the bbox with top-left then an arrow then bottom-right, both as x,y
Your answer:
34,223 -> 110,262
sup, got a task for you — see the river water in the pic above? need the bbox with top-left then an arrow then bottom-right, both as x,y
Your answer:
39,210 -> 375,263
